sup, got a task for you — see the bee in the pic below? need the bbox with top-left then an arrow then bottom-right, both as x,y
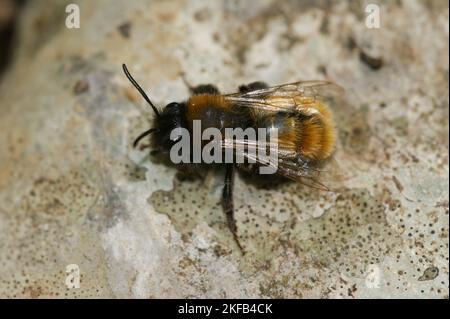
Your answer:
123,64 -> 343,253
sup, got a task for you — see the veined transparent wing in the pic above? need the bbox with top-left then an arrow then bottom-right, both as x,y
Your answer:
218,138 -> 346,192
224,81 -> 345,113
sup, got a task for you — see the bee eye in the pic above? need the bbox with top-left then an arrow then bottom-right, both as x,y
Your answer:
166,102 -> 179,109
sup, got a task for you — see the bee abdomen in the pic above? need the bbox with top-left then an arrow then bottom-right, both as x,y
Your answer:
298,102 -> 336,161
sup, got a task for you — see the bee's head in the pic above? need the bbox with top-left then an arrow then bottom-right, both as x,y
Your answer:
152,102 -> 186,153
131,101 -> 187,154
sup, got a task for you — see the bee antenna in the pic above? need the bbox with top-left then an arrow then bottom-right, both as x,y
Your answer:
122,63 -> 160,117
133,128 -> 158,148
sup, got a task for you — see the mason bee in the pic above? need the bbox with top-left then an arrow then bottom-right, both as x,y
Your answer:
123,64 -> 343,253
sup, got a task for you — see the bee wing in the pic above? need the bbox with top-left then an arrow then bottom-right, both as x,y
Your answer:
219,138 -> 346,192
224,81 -> 345,113
277,156 -> 346,192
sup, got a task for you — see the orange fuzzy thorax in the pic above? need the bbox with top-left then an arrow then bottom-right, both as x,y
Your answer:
186,94 -> 227,122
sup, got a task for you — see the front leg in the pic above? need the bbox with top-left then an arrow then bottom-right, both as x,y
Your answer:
222,164 -> 244,254
181,73 -> 220,95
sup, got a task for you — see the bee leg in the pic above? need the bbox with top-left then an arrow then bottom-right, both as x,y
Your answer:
222,164 -> 245,254
191,84 -> 220,95
138,143 -> 151,150
150,149 -> 160,156
180,73 -> 220,95
238,81 -> 268,93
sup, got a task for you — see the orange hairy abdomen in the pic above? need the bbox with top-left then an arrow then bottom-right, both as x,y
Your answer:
298,101 -> 336,161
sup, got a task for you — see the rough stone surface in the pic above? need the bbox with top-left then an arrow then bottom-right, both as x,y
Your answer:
0,0 -> 448,298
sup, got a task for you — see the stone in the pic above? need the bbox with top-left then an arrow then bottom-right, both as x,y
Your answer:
0,0 -> 448,298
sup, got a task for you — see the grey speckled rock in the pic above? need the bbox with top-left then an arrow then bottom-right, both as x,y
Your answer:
0,0 -> 448,298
